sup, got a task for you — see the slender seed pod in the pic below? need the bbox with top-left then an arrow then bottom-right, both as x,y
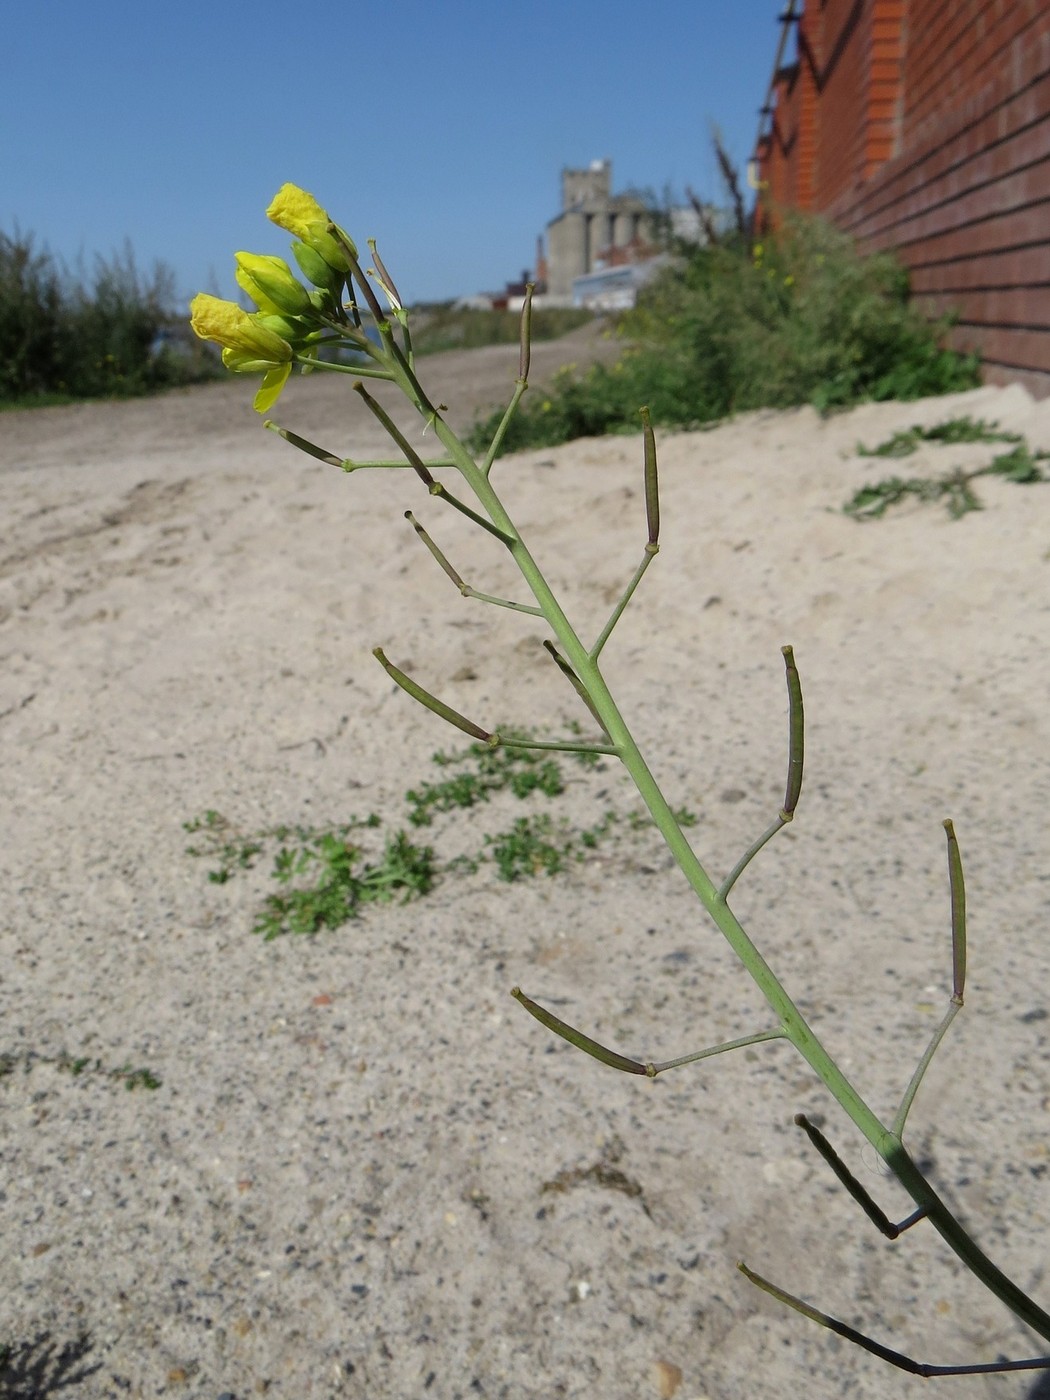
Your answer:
353,382 -> 435,487
263,420 -> 345,467
519,283 -> 534,383
640,406 -> 660,550
542,640 -> 609,736
373,648 -> 492,741
511,988 -> 651,1076
944,818 -> 967,1001
780,645 -> 804,819
367,238 -> 403,311
405,511 -> 467,592
795,1114 -> 901,1239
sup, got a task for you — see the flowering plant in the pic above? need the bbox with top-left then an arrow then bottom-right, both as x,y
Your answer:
192,186 -> 1050,1379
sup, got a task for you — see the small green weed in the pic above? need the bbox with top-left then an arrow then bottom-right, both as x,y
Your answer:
254,828 -> 436,939
487,814 -> 568,880
408,742 -> 564,826
182,809 -> 265,883
855,417 -> 1022,458
186,735 -> 680,934
0,1049 -> 161,1090
846,422 -> 1050,520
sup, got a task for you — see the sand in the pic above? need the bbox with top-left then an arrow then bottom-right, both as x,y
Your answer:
3,332 -> 1050,1400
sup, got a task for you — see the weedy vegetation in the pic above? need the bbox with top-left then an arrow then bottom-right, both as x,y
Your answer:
0,1048 -> 161,1091
0,228 -> 218,407
187,740 -> 681,938
468,205 -> 978,455
845,416 -> 1050,520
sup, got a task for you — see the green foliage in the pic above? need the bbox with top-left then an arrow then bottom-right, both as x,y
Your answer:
408,741 -> 564,826
468,215 -> 979,455
0,229 -> 220,405
409,303 -> 592,355
186,738 -> 684,935
845,420 -> 1050,520
0,1048 -> 161,1090
856,416 -> 1021,458
486,814 -> 568,880
255,828 -> 436,940
183,808 -> 266,883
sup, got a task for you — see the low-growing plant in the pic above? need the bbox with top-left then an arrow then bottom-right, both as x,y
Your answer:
0,1048 -> 161,1090
856,415 -> 1022,458
186,740 -> 655,934
189,183 -> 1050,1378
846,418 -> 1050,519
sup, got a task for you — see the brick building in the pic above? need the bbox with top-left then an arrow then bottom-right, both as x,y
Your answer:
754,0 -> 1050,396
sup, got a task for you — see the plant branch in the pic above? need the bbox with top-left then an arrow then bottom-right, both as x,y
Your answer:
794,1113 -> 924,1239
738,1263 -> 1050,1377
237,210 -> 1050,1356
405,511 -> 543,614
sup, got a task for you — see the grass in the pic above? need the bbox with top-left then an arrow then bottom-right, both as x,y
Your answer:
186,737 -> 697,938
845,417 -> 1050,520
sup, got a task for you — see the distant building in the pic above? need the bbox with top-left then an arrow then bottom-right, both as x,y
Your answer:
459,163 -> 714,313
568,207 -> 709,310
544,159 -> 655,302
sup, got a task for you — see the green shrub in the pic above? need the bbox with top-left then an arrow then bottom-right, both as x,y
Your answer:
469,215 -> 979,455
0,230 -> 219,406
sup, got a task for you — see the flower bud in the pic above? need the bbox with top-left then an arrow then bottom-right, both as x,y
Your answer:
253,312 -> 312,342
291,240 -> 342,291
266,182 -> 355,272
235,252 -> 312,317
266,183 -> 329,239
189,293 -> 293,363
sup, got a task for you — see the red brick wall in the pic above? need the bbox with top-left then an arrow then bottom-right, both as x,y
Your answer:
758,0 -> 1050,396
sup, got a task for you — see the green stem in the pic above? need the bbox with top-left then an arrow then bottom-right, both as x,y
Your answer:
892,1000 -> 963,1138
590,547 -> 658,661
368,333 -> 1050,1346
483,379 -> 528,476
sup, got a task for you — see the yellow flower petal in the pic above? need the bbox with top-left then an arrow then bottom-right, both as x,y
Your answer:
266,184 -> 329,239
189,293 -> 292,363
265,183 -> 355,269
253,362 -> 292,413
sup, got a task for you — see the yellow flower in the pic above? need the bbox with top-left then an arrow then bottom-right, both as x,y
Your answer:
235,252 -> 312,317
266,182 -> 355,271
266,183 -> 329,239
190,293 -> 292,361
189,294 -> 293,413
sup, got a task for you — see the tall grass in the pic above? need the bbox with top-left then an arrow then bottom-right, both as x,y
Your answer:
0,230 -> 219,406
469,214 -> 980,455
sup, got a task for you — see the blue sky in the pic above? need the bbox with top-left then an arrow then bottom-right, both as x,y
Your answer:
3,1 -> 783,307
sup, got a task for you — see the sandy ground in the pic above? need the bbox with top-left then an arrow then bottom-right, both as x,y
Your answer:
4,332 -> 1050,1400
